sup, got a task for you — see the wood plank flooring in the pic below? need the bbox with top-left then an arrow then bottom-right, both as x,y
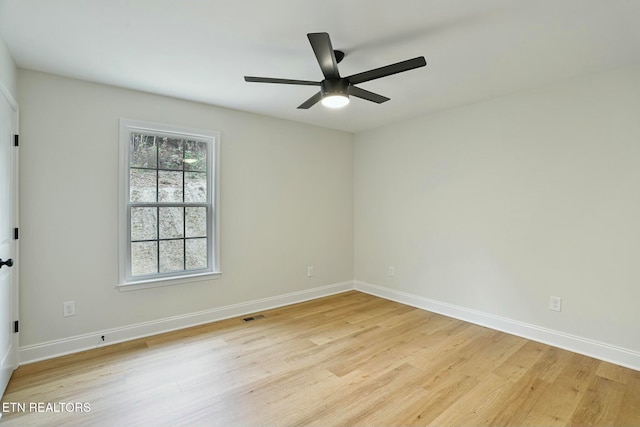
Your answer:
2,291 -> 640,426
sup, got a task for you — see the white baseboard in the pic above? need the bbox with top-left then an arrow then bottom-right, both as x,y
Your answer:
354,281 -> 640,372
19,281 -> 354,365
20,280 -> 640,372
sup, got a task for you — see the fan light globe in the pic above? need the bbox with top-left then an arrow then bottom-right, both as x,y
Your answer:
321,94 -> 350,109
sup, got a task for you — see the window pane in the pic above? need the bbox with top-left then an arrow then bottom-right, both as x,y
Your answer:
186,238 -> 207,270
131,207 -> 157,241
131,241 -> 158,276
158,137 -> 184,170
158,171 -> 183,202
185,207 -> 207,238
130,169 -> 157,202
159,207 -> 184,239
121,119 -> 217,285
184,141 -> 207,172
185,172 -> 206,202
160,240 -> 184,273
130,133 -> 157,168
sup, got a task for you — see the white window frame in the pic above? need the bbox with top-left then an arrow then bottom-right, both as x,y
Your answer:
118,118 -> 221,290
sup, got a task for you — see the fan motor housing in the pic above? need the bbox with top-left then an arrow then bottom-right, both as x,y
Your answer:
321,79 -> 349,97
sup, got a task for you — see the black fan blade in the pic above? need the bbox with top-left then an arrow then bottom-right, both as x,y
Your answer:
297,92 -> 323,109
245,76 -> 320,86
349,85 -> 390,104
347,57 -> 426,85
308,33 -> 340,79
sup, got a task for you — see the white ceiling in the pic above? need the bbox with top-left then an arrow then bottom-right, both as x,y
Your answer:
1,0 -> 639,133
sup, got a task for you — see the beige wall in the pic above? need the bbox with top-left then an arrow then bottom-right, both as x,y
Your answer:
355,64 -> 640,353
18,69 -> 354,347
16,59 -> 640,364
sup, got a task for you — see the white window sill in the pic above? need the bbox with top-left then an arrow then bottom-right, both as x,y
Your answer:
117,271 -> 221,292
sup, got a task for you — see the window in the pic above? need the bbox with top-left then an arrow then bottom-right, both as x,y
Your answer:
118,119 -> 220,288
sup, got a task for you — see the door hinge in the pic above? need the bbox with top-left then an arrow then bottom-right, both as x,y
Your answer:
13,320 -> 19,333
14,228 -> 18,240
14,134 -> 19,147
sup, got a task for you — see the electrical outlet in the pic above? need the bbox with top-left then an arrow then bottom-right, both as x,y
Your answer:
549,296 -> 562,312
307,266 -> 314,277
63,301 -> 76,317
388,266 -> 395,277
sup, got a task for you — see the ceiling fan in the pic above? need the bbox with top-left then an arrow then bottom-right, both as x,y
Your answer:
244,32 -> 427,109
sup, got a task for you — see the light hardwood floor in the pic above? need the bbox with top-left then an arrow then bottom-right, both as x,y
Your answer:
2,291 -> 640,426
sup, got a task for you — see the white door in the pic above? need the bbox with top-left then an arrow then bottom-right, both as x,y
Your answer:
0,87 -> 18,397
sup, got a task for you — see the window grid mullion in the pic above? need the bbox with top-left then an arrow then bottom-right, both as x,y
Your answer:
132,236 -> 203,244
182,140 -> 187,271
155,136 -> 160,274
156,208 -> 160,274
129,203 -> 208,208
